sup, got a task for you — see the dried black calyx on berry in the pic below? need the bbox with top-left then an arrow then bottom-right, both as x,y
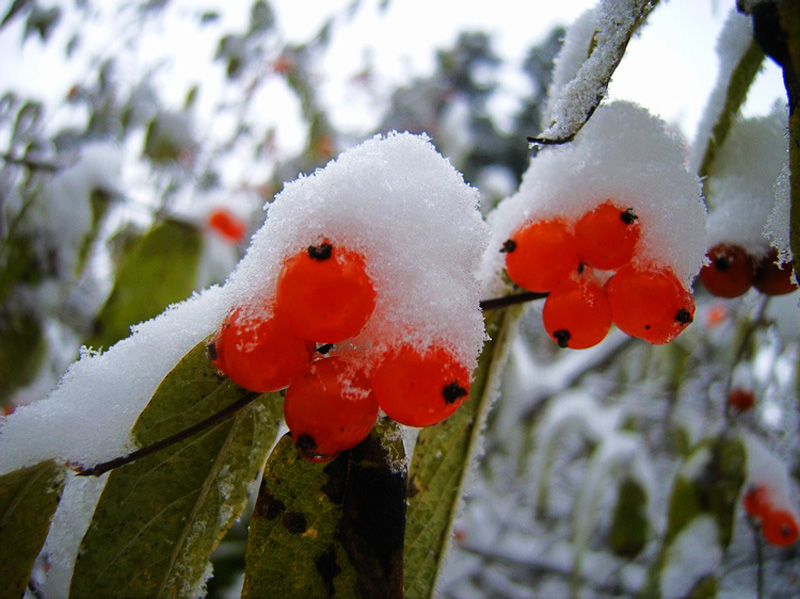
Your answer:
621,208 -> 638,225
442,381 -> 468,404
316,343 -> 334,355
296,433 -> 318,454
500,239 -> 516,253
675,308 -> 693,325
308,242 -> 333,261
713,255 -> 731,271
553,329 -> 571,348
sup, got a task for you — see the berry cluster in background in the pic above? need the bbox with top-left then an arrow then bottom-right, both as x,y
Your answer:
743,484 -> 800,548
699,244 -> 798,298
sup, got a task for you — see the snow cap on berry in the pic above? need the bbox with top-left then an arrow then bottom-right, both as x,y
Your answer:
227,132 -> 489,369
483,101 -> 707,292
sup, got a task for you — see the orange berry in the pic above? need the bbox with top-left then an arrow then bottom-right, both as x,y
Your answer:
210,307 -> 315,392
699,244 -> 755,298
502,220 -> 581,292
372,344 -> 470,427
284,357 -> 378,462
753,249 -> 798,296
542,277 -> 612,349
728,388 -> 756,412
574,201 -> 640,269
762,509 -> 799,547
208,208 -> 247,243
743,485 -> 772,521
605,266 -> 695,344
276,242 -> 376,343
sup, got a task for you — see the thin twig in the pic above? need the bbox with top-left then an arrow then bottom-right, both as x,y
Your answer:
74,390 -> 262,477
0,151 -> 61,172
479,291 -> 548,311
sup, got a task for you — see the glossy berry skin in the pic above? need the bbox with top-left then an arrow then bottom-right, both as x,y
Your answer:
210,308 -> 316,393
276,242 -> 376,343
372,344 -> 470,427
754,249 -> 799,296
502,220 -> 581,292
743,485 -> 771,521
208,208 -> 247,243
605,266 -> 695,344
284,357 -> 378,462
698,244 -> 755,298
542,277 -> 612,349
574,201 -> 640,270
762,509 -> 799,547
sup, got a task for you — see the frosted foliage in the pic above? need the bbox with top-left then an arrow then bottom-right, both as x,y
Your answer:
0,287 -> 229,474
543,9 -> 597,126
690,10 -> 754,172
227,132 -> 488,369
27,141 -> 122,277
540,0 -> 650,141
706,108 -> 789,255
0,132 -> 486,475
483,102 -> 707,292
660,516 -> 723,599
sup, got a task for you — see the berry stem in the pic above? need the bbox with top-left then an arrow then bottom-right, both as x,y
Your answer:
479,291 -> 549,311
73,389 -> 262,477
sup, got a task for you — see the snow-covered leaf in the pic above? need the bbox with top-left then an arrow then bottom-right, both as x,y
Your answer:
404,307 -> 519,598
87,218 -> 202,349
70,340 -> 281,598
242,418 -> 406,598
0,460 -> 65,599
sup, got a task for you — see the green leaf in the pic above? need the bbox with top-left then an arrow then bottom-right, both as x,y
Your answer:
243,418 -> 406,599
70,340 -> 282,599
0,309 -> 46,405
87,218 -> 202,349
0,460 -> 65,598
608,477 -> 648,558
404,306 -> 521,598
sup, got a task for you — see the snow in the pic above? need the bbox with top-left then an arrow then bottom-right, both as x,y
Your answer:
659,515 -> 722,599
539,0 -> 654,142
482,101 -> 707,294
689,9 -> 755,173
705,106 -> 789,257
741,431 -> 798,515
0,131 -> 487,473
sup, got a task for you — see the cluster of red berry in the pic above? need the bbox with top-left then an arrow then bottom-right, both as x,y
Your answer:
743,484 -> 799,547
699,244 -> 798,298
209,240 -> 470,462
501,201 -> 694,348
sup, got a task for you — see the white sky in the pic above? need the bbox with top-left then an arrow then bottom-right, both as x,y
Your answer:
0,0 -> 786,154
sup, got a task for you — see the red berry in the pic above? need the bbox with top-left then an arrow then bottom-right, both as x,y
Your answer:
372,344 -> 470,427
728,388 -> 756,412
284,357 -> 378,462
698,244 -> 755,298
208,208 -> 247,243
276,242 -> 376,343
754,249 -> 798,296
210,308 -> 316,392
542,277 -> 612,349
762,509 -> 799,547
574,201 -> 640,269
502,219 -> 581,292
743,485 -> 772,521
605,266 -> 695,344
